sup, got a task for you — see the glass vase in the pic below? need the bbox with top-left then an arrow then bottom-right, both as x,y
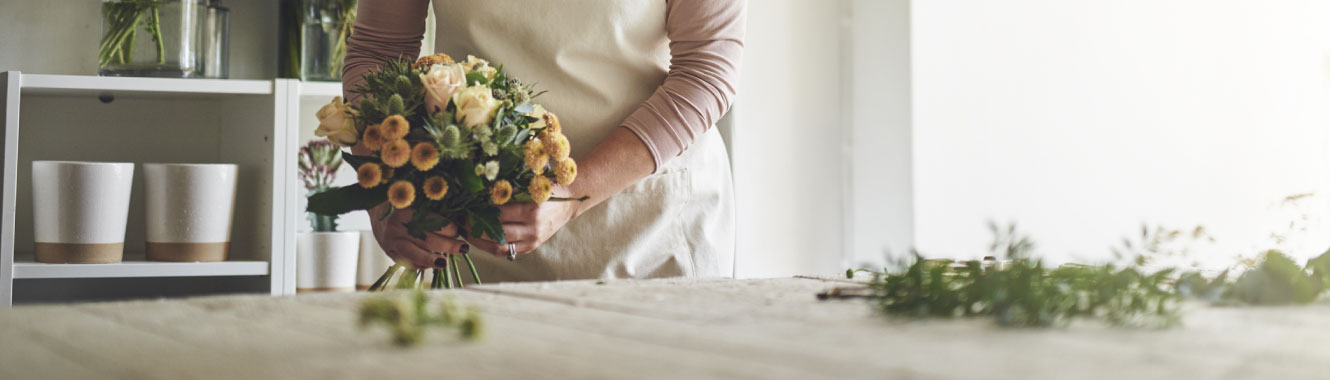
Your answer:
300,0 -> 357,82
99,0 -> 207,78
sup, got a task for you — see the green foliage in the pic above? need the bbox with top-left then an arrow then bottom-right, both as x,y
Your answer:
307,184 -> 387,216
350,59 -> 425,127
837,223 -> 1330,328
467,208 -> 506,245
1227,250 -> 1327,305
848,224 -> 1183,327
358,290 -> 483,347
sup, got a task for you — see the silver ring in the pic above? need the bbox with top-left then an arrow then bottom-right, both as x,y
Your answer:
506,243 -> 517,261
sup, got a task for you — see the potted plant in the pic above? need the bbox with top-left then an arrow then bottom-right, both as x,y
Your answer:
296,140 -> 360,292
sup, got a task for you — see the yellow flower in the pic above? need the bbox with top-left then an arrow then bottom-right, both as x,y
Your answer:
314,97 -> 358,146
554,157 -> 578,186
388,181 -> 416,209
380,115 -> 410,141
528,175 -> 553,204
380,139 -> 411,168
413,53 -> 455,69
357,163 -> 383,188
490,180 -> 513,205
362,124 -> 386,151
541,131 -> 571,161
411,143 -> 440,171
423,176 -> 449,201
543,112 -> 562,134
523,139 -> 549,174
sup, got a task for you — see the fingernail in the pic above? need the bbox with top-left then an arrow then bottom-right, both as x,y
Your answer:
434,257 -> 447,268
459,244 -> 470,254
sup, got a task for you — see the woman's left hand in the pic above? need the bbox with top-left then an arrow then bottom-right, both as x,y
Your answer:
466,185 -> 579,258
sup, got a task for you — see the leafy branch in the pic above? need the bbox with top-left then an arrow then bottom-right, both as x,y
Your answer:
359,290 -> 482,346
827,222 -> 1330,328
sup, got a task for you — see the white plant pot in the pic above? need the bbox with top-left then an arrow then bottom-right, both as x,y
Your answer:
356,230 -> 394,290
143,163 -> 238,262
31,161 -> 135,264
296,231 -> 360,292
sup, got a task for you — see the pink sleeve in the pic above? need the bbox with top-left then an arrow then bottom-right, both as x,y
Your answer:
620,0 -> 747,173
341,0 -> 431,102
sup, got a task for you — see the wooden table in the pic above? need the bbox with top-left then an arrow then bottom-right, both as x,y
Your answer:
1,277 -> 1328,379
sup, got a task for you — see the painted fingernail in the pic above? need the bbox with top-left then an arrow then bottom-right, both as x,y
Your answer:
434,257 -> 447,268
459,244 -> 470,254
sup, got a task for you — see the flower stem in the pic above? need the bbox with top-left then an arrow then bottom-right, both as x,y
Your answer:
462,253 -> 482,286
368,264 -> 401,292
452,254 -> 465,288
443,255 -> 454,289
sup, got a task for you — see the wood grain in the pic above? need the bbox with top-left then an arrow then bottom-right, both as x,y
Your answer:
0,277 -> 1328,379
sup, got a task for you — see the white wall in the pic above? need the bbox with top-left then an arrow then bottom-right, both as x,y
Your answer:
732,0 -> 848,277
912,1 -> 1330,266
847,0 -> 913,267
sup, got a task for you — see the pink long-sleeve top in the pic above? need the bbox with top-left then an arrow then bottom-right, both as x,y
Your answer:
343,0 -> 745,173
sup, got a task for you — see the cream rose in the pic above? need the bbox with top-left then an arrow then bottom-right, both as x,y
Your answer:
453,86 -> 500,129
419,63 -> 466,114
314,97 -> 358,146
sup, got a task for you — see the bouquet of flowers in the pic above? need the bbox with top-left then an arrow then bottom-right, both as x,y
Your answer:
308,53 -> 583,290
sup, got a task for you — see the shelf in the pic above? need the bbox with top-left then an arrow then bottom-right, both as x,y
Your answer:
13,259 -> 269,279
16,73 -> 272,97
297,81 -> 343,98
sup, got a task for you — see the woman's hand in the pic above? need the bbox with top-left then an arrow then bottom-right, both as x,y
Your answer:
466,185 -> 579,258
369,203 -> 470,269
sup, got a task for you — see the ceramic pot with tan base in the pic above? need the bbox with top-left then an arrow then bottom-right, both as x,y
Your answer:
296,231 -> 360,292
143,163 -> 238,262
32,161 -> 135,264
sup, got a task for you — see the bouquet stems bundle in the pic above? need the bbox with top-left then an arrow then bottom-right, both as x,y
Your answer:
100,0 -> 166,67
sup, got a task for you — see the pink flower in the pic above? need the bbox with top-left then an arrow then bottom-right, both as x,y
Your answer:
419,63 -> 466,114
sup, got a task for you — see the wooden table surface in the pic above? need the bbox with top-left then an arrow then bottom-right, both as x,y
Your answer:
1,276 -> 1328,380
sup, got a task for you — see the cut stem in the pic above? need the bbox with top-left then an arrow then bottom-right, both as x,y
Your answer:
443,255 -> 454,289
452,254 -> 465,288
367,264 -> 401,292
462,253 -> 482,286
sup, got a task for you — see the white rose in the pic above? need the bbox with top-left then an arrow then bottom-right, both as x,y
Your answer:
419,63 -> 466,114
314,97 -> 358,146
453,86 -> 500,129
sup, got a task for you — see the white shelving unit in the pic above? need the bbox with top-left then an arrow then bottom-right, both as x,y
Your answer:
0,72 -> 307,306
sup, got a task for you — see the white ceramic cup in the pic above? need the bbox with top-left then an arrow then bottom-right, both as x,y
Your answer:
356,230 -> 394,290
32,161 -> 135,264
143,163 -> 238,262
296,231 -> 361,292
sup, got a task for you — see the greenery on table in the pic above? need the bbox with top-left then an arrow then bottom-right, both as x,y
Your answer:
99,0 -> 167,67
829,222 -> 1330,328
359,290 -> 483,346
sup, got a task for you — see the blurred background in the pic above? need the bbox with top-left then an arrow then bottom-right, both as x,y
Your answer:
2,0 -> 1328,283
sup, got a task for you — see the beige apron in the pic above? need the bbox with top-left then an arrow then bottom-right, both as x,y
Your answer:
432,0 -> 735,281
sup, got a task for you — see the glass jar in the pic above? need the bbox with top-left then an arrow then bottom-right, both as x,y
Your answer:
99,0 -> 207,77
199,3 -> 230,78
300,0 -> 357,82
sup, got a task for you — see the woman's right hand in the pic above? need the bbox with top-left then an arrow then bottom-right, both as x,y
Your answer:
369,202 -> 469,270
